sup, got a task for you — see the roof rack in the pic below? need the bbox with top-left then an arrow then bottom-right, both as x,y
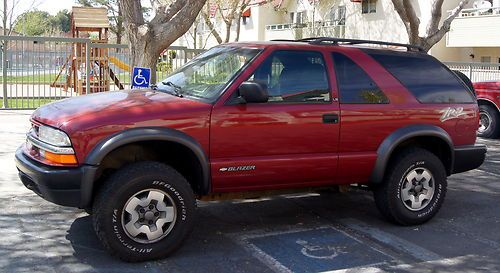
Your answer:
271,37 -> 425,53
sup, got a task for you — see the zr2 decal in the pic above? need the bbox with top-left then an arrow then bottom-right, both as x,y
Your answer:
439,107 -> 467,122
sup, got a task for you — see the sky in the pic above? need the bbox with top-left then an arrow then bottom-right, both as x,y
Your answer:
36,0 -> 77,15
15,0 -> 153,16
15,0 -> 77,16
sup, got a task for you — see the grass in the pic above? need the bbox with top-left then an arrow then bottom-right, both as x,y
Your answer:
2,72 -> 170,86
0,98 -> 55,109
1,74 -> 61,84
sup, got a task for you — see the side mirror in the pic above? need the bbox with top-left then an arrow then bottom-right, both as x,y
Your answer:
237,81 -> 268,104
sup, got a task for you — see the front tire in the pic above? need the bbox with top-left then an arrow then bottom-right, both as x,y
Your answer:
92,161 -> 196,262
373,148 -> 447,225
478,104 -> 499,138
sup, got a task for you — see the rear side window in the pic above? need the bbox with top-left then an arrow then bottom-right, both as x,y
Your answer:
366,50 -> 475,103
332,52 -> 389,104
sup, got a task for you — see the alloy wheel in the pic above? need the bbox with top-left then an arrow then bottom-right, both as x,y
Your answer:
400,167 -> 435,211
478,111 -> 492,134
121,189 -> 177,244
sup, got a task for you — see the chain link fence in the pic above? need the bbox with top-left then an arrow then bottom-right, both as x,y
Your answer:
1,35 -> 204,109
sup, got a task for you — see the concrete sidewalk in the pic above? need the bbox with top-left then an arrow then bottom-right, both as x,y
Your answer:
0,110 -> 499,273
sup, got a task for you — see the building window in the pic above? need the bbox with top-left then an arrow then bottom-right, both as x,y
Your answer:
481,56 -> 491,63
290,11 -> 306,24
362,0 -> 377,14
330,6 -> 346,25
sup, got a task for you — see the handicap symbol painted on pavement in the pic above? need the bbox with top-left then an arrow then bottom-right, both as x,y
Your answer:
132,67 -> 151,88
296,239 -> 347,260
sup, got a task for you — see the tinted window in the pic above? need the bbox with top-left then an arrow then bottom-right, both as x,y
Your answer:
332,52 -> 389,104
248,50 -> 330,103
366,50 -> 475,103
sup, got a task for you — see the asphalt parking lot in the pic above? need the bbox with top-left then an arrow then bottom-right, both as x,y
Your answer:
0,110 -> 499,273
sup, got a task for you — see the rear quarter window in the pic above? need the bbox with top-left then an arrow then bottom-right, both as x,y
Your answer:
365,50 -> 475,104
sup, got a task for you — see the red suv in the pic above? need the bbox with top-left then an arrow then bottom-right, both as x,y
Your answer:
474,81 -> 500,138
15,38 -> 486,262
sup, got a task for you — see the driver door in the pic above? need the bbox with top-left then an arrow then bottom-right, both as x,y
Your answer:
209,49 -> 340,192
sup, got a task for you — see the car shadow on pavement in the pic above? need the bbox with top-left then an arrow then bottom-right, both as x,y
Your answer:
1,176 -> 499,273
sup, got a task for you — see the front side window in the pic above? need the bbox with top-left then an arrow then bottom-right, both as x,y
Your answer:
332,52 -> 389,104
247,50 -> 330,103
157,46 -> 261,102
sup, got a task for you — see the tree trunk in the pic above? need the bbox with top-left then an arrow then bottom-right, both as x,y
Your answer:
224,22 -> 231,43
128,30 -> 160,83
120,0 -> 206,84
235,12 -> 242,42
193,25 -> 198,49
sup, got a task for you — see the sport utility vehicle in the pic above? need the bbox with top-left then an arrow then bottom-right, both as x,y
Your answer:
15,38 -> 486,262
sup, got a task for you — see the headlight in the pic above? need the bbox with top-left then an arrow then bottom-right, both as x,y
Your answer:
38,125 -> 72,147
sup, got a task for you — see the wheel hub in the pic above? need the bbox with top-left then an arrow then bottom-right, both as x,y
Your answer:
400,167 -> 435,211
478,111 -> 491,133
121,189 -> 177,244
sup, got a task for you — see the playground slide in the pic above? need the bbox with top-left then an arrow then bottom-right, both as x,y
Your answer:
109,56 -> 131,71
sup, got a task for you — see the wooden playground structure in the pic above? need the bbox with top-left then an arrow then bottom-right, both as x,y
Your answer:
51,7 -> 129,94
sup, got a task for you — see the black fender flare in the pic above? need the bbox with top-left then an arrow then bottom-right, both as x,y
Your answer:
80,127 -> 210,207
369,124 -> 454,184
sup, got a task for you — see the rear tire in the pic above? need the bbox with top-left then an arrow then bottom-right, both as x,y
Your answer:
373,148 -> 447,225
478,104 -> 499,138
92,161 -> 196,262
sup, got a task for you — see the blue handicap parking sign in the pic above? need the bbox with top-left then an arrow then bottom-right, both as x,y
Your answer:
132,67 -> 151,88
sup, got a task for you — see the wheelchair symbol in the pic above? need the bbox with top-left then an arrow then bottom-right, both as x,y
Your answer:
296,239 -> 347,260
133,69 -> 148,86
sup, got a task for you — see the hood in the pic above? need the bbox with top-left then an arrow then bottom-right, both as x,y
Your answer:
32,89 -> 212,133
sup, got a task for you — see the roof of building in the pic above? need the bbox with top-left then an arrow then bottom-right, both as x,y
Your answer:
71,6 -> 110,29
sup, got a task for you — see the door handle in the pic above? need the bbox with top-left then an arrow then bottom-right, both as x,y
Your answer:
322,114 -> 339,124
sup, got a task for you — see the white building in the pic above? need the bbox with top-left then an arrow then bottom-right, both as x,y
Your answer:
174,0 -> 500,63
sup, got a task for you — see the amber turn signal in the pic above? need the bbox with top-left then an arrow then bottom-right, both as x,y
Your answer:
43,151 -> 78,165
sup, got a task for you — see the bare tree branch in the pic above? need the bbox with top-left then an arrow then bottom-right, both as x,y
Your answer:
427,0 -> 444,35
425,0 -> 470,48
202,9 -> 223,44
391,0 -> 470,51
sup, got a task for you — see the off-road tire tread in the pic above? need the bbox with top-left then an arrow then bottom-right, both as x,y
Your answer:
374,148 -> 447,226
92,161 -> 195,262
479,104 -> 500,139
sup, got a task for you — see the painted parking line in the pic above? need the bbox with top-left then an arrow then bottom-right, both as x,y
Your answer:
230,226 -> 393,273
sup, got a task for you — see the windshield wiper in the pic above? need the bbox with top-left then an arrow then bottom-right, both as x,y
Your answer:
161,81 -> 184,97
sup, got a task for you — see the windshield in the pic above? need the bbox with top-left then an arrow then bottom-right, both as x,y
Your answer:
157,46 -> 261,101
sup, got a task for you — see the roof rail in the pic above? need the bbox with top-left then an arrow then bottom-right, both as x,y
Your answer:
271,37 -> 425,53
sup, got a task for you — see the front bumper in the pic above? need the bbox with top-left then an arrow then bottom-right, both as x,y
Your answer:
15,147 -> 96,208
452,144 -> 487,174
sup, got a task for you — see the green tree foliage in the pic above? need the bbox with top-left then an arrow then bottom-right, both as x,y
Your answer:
14,10 -> 51,36
77,0 -> 124,43
14,10 -> 71,36
51,10 -> 71,33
